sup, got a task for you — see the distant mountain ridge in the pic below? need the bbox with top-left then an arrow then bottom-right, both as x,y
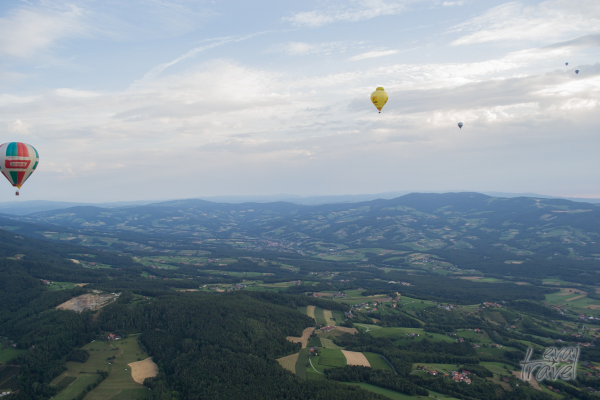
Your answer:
0,191 -> 598,215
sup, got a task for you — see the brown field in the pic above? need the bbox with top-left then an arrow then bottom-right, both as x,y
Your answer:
585,305 -> 600,309
372,318 -> 380,324
335,326 -> 358,334
515,282 -> 530,285
314,292 -> 334,297
342,351 -> 370,367
286,327 -> 315,348
306,305 -> 316,320
567,295 -> 587,301
177,289 -> 198,292
460,276 -> 483,280
127,357 -> 158,385
277,353 -> 299,373
512,370 -> 541,391
557,288 -> 587,296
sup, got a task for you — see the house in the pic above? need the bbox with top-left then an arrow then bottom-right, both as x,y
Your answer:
430,370 -> 437,375
308,347 -> 319,353
462,371 -> 471,375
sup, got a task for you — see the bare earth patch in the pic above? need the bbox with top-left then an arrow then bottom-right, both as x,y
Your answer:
277,353 -> 299,373
515,282 -> 530,285
335,326 -> 358,334
566,295 -> 587,301
342,351 -> 370,367
306,305 -> 316,320
286,327 -> 315,348
512,370 -> 541,391
585,305 -> 600,309
128,357 -> 158,385
56,293 -> 118,313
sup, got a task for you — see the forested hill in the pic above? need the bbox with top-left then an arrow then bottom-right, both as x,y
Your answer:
7,192 -> 600,260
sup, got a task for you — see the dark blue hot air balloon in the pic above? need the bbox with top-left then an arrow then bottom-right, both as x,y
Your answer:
458,122 -> 463,129
565,62 -> 568,66
575,70 -> 579,74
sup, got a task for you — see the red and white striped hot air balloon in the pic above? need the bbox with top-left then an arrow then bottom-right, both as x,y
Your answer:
0,142 -> 39,196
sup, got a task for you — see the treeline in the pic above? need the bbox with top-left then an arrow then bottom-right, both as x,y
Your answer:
325,366 -> 429,396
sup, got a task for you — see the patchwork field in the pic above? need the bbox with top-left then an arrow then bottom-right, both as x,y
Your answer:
51,335 -> 151,400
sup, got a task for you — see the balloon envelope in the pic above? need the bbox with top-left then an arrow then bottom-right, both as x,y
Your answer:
458,122 -> 463,129
371,87 -> 388,112
565,62 -> 568,66
575,70 -> 579,74
0,142 -> 39,190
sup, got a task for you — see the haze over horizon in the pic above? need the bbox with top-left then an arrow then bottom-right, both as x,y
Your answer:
1,0 -> 599,202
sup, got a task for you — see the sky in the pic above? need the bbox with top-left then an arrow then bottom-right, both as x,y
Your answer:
0,0 -> 599,202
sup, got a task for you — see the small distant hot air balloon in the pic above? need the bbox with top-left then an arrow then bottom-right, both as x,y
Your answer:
0,142 -> 39,196
371,87 -> 388,113
458,122 -> 463,129
565,62 -> 568,66
575,70 -> 579,74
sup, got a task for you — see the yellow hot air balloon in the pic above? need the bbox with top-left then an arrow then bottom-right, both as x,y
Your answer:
371,87 -> 388,113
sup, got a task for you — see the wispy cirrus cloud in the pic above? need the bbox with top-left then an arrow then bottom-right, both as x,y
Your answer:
450,0 -> 600,46
283,0 -> 412,28
267,41 -> 360,56
0,3 -> 87,57
349,49 -> 398,61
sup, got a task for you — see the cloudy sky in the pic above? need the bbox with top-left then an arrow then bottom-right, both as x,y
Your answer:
1,0 -> 599,202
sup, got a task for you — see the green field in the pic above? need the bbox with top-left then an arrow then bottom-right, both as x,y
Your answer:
295,348 -> 309,379
363,352 -> 392,371
0,347 -> 25,364
369,327 -> 454,343
313,307 -> 327,325
51,336 -> 150,400
320,337 -> 342,349
341,382 -> 419,400
317,348 -> 346,369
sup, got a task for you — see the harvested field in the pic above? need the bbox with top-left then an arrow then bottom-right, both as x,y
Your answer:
277,353 -> 299,373
460,276 -> 482,280
56,293 -> 118,313
567,295 -> 586,301
323,310 -> 336,326
335,326 -> 358,334
586,305 -> 600,309
342,351 -> 370,367
515,282 -> 530,285
512,370 -> 541,391
127,357 -> 158,385
306,305 -> 316,320
286,327 -> 315,348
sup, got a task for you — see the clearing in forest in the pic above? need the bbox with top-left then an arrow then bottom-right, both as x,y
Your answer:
56,293 -> 118,313
128,357 -> 158,384
342,350 -> 370,367
277,353 -> 299,373
286,327 -> 315,348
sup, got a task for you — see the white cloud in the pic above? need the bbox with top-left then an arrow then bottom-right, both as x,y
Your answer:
268,41 -> 358,56
451,0 -> 600,46
0,3 -> 87,57
349,49 -> 399,61
284,0 -> 411,28
7,119 -> 32,135
442,1 -> 464,6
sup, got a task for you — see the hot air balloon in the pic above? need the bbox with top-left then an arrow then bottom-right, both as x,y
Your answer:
458,122 -> 463,129
0,142 -> 39,196
371,87 -> 388,113
575,70 -> 579,74
565,62 -> 568,66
